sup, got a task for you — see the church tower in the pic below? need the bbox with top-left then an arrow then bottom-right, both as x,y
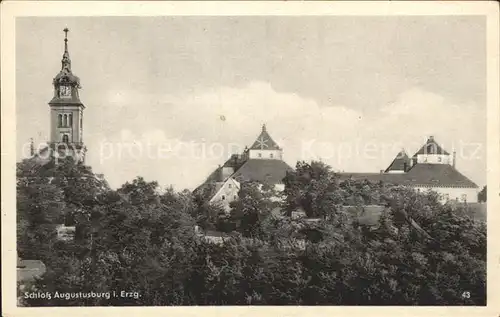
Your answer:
48,28 -> 86,162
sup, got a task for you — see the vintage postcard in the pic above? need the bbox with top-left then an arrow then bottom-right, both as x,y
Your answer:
1,1 -> 499,317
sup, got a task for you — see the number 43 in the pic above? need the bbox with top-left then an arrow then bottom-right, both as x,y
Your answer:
462,291 -> 471,299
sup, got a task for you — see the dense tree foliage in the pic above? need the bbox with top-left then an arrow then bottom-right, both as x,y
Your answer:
478,185 -> 487,203
229,181 -> 279,239
17,158 -> 486,306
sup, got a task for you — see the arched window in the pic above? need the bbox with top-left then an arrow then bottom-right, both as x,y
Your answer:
58,114 -> 63,127
62,134 -> 69,143
68,114 -> 73,127
63,114 -> 68,127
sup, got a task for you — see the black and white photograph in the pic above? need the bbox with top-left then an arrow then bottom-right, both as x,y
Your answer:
2,1 -> 499,313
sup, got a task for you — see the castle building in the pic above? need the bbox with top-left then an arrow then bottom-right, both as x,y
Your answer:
339,136 -> 479,203
195,124 -> 293,212
33,28 -> 86,163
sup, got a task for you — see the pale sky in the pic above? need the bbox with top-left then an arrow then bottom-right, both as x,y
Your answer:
16,16 -> 486,190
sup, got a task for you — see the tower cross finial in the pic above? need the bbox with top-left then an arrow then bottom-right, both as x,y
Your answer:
63,28 -> 69,51
61,27 -> 72,71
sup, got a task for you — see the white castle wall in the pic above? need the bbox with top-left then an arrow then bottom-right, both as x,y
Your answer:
248,149 -> 282,160
416,154 -> 451,164
415,186 -> 478,203
210,178 -> 240,212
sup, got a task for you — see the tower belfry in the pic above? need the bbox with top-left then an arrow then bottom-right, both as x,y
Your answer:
48,28 -> 86,162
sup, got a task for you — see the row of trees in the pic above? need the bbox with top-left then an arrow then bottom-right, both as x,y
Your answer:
17,158 -> 486,305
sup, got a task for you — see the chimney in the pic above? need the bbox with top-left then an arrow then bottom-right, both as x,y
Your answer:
380,170 -> 384,174
452,151 -> 456,168
429,135 -> 434,142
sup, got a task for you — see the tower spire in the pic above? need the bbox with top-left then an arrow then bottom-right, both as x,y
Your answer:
49,28 -> 86,163
262,123 -> 267,132
64,28 -> 69,50
61,28 -> 71,71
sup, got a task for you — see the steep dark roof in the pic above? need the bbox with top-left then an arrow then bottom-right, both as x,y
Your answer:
194,154 -> 247,194
196,125 -> 285,195
404,164 -> 477,188
385,150 -> 411,173
49,95 -> 84,106
336,172 -> 407,185
338,164 -> 477,188
222,154 -> 246,169
193,166 -> 222,196
232,159 -> 293,184
249,125 -> 281,150
413,136 -> 450,157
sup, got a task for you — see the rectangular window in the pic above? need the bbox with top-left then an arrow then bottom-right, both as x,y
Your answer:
228,184 -> 232,188
258,153 -> 262,158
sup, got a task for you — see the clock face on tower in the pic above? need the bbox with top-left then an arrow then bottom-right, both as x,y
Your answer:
59,85 -> 71,98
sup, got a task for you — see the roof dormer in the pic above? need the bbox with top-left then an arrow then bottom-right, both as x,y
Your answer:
412,136 -> 451,165
248,124 -> 283,160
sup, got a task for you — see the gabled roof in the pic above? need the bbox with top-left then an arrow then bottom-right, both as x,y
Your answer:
385,149 -> 411,173
232,159 -> 293,184
338,164 -> 477,188
413,136 -> 450,157
404,163 -> 477,188
336,172 -> 407,185
249,124 -> 281,150
209,178 -> 241,203
193,166 -> 222,196
194,154 -> 247,194
222,154 -> 246,169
